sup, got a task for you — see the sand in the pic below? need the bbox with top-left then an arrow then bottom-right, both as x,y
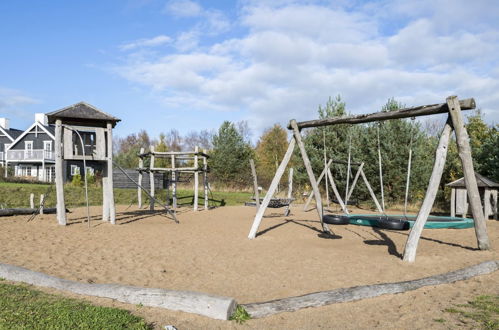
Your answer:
0,204 -> 497,329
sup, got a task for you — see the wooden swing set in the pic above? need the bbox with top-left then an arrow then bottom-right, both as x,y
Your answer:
247,96 -> 491,262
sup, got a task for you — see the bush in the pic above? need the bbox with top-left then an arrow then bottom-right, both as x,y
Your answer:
71,173 -> 83,187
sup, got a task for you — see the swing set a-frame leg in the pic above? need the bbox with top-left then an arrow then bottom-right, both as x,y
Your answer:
248,138 -> 296,239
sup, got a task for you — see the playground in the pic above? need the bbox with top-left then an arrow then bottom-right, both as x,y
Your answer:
0,204 -> 497,327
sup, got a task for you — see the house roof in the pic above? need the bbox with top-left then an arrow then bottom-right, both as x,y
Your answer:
7,122 -> 55,150
446,172 -> 499,189
0,127 -> 23,141
46,102 -> 121,127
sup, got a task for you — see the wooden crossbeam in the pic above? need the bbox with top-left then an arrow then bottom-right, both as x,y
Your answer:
288,98 -> 475,129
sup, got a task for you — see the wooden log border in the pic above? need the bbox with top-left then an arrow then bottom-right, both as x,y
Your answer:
0,260 -> 496,320
243,260 -> 498,318
0,262 -> 236,321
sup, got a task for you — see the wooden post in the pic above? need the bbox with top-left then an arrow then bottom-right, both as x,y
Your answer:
447,96 -> 490,250
39,194 -> 45,215
450,188 -> 456,217
248,138 -> 296,239
138,148 -> 144,208
403,118 -> 453,262
284,168 -> 293,216
326,168 -> 349,214
377,127 -> 385,212
171,154 -> 177,209
102,162 -> 109,221
149,146 -> 155,211
54,119 -> 66,225
194,146 -> 199,211
249,159 -> 260,210
483,189 -> 491,218
290,120 -> 330,233
359,168 -> 383,213
29,193 -> 34,209
492,190 -> 498,220
346,163 -> 364,202
303,159 -> 332,211
203,149 -> 208,210
106,122 -> 116,224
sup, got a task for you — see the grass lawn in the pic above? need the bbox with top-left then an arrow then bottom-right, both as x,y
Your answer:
0,281 -> 151,329
0,181 -> 252,209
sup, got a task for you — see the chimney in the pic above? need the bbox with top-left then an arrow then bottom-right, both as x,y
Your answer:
35,113 -> 48,125
0,118 -> 9,130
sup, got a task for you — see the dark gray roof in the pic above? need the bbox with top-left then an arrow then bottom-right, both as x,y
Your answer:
446,172 -> 499,188
5,128 -> 23,139
46,102 -> 120,127
42,124 -> 55,135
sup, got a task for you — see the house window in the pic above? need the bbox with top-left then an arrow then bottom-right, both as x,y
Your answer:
43,141 -> 52,158
73,131 -> 96,156
25,141 -> 33,157
86,167 -> 95,175
70,165 -> 80,176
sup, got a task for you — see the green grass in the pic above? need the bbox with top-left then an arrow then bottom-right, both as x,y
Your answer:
0,282 -> 152,329
445,295 -> 498,329
229,305 -> 251,324
0,182 -> 252,209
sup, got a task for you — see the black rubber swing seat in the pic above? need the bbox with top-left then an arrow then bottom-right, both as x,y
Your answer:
323,214 -> 350,225
376,217 -> 410,230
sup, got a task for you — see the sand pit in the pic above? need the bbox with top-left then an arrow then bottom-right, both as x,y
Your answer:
0,204 -> 497,328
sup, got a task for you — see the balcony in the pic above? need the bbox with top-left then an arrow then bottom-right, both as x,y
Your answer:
6,149 -> 55,161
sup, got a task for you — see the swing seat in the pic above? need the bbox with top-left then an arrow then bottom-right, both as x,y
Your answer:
376,216 -> 410,230
251,197 -> 295,208
323,214 -> 350,225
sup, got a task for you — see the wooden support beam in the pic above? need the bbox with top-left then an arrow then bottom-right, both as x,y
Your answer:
346,163 -> 364,202
106,122 -> 116,224
194,146 -> 199,211
203,149 -> 208,210
303,159 -> 332,211
403,118 -> 452,262
290,98 -> 475,129
290,120 -> 330,234
171,154 -> 177,209
249,159 -> 260,210
326,168 -> 349,214
149,146 -> 155,211
284,168 -> 293,216
138,147 -> 144,208
492,190 -> 498,220
451,188 -> 456,217
248,138 -> 296,239
359,168 -> 383,213
29,193 -> 34,209
39,194 -> 45,215
54,119 -> 66,225
447,96 -> 490,250
484,189 -> 491,218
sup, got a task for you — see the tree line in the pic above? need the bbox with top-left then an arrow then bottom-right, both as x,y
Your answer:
114,96 -> 498,208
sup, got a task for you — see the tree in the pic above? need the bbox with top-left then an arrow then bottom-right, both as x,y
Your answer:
210,121 -> 254,187
154,133 -> 169,168
183,129 -> 214,151
114,130 -> 151,169
255,124 -> 289,187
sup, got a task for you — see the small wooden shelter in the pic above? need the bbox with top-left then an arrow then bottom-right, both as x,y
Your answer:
447,173 -> 498,220
46,102 -> 120,225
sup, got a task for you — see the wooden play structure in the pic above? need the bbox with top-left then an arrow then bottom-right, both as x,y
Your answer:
137,147 -> 210,211
46,103 -> 120,226
447,173 -> 498,220
248,96 -> 491,262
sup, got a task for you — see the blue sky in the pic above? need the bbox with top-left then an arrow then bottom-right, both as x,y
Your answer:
1,0 -> 498,141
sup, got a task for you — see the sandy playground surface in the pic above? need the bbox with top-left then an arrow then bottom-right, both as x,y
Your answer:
0,204 -> 497,329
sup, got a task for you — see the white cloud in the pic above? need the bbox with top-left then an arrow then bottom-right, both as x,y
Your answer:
120,35 -> 172,51
0,87 -> 40,120
113,0 -> 499,134
164,0 -> 203,17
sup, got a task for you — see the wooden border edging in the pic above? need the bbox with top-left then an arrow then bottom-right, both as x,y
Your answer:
242,260 -> 498,318
0,263 -> 237,320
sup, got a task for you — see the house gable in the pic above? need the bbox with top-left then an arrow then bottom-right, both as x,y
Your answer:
8,122 -> 55,151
